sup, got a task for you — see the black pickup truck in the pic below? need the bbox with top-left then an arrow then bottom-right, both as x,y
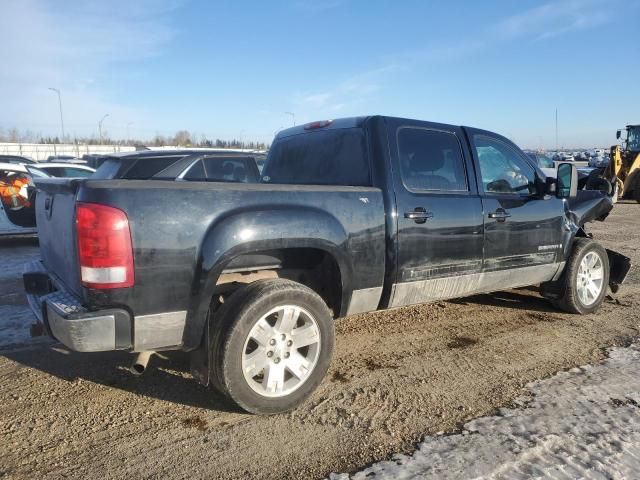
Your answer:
24,116 -> 630,414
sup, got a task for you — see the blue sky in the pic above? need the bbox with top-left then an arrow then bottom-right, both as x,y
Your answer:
0,0 -> 638,147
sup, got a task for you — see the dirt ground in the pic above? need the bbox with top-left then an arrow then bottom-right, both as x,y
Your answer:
1,202 -> 639,480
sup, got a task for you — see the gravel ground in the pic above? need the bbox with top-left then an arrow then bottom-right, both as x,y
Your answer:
0,202 -> 639,480
331,341 -> 640,479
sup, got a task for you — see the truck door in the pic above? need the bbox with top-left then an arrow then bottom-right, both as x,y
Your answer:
466,129 -> 565,284
388,120 -> 484,307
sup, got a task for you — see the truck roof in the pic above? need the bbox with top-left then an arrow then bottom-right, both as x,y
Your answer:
274,115 -> 475,141
275,117 -> 369,139
106,149 -> 265,159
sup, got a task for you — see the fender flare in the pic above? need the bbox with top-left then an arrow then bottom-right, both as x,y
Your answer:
182,206 -> 352,350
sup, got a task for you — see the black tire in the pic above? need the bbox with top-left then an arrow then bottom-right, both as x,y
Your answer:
551,238 -> 609,314
209,279 -> 335,415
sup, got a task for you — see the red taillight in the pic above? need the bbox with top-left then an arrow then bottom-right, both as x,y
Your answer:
76,202 -> 134,289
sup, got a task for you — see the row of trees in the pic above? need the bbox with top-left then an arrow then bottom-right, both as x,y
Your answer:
0,127 -> 269,150
150,130 -> 268,150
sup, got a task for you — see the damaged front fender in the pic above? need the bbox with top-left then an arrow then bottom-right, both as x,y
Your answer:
567,190 -> 613,225
566,190 -> 630,291
544,191 -> 631,299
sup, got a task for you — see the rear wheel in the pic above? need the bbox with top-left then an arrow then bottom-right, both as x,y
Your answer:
209,279 -> 334,414
552,238 -> 609,314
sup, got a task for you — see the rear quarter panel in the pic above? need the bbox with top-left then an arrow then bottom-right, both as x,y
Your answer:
76,180 -> 386,349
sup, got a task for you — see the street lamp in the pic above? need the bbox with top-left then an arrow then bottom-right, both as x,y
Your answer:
98,114 -> 109,144
126,122 -> 133,143
285,111 -> 295,126
48,87 -> 65,141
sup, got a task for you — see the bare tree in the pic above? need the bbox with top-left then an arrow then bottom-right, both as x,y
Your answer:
173,130 -> 191,146
8,128 -> 20,143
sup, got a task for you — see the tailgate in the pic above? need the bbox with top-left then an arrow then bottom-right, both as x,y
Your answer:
34,179 -> 83,296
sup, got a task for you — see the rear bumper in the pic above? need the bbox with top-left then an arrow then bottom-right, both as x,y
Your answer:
23,260 -> 188,352
46,300 -> 132,352
24,261 -> 132,352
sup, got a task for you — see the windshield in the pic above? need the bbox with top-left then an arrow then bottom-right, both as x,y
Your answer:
627,127 -> 640,151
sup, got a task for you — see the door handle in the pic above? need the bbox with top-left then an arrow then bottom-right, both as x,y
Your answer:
488,209 -> 511,222
404,208 -> 433,223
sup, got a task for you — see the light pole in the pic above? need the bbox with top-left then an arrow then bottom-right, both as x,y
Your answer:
126,122 -> 133,143
48,87 -> 65,141
285,111 -> 295,126
98,114 -> 109,144
555,108 -> 558,152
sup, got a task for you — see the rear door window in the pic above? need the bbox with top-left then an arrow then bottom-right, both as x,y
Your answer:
123,156 -> 185,179
41,167 -> 65,177
92,159 -> 121,179
397,128 -> 468,192
182,157 -> 259,183
262,128 -> 370,186
64,168 -> 93,177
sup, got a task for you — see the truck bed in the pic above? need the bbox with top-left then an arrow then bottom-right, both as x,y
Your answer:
34,178 -> 386,329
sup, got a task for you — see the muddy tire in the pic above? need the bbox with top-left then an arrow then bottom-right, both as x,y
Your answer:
552,239 -> 609,314
209,279 -> 334,415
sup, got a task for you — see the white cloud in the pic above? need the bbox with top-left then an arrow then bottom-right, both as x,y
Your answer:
302,92 -> 333,107
0,0 -> 179,138
497,0 -> 612,41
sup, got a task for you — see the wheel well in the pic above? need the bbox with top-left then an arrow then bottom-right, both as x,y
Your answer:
213,248 -> 343,317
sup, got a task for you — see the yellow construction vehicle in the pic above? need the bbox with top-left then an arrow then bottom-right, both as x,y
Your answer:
587,124 -> 640,202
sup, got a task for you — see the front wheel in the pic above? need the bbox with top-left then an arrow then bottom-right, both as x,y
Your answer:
552,238 -> 609,314
210,279 -> 335,414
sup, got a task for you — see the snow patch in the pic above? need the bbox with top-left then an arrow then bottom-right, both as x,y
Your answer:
331,343 -> 640,479
0,304 -> 43,348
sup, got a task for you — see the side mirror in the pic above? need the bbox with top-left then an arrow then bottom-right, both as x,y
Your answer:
616,129 -> 621,140
556,162 -> 577,199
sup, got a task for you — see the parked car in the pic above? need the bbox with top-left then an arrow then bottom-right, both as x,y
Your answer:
46,155 -> 87,164
31,163 -> 96,178
89,149 -> 262,182
525,151 -> 554,169
82,154 -> 109,169
24,115 -> 629,415
0,154 -> 38,165
0,162 -> 49,236
589,154 -> 610,168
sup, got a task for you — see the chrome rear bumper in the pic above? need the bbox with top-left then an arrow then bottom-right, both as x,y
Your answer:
23,260 -> 186,352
